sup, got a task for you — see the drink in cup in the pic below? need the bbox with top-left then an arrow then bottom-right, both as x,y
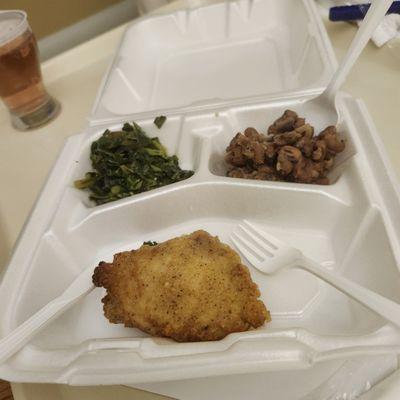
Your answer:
0,10 -> 60,130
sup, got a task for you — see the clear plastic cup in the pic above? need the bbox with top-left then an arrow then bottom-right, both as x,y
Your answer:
0,10 -> 60,131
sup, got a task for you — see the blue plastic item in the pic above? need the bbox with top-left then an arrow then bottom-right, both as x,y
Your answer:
329,2 -> 400,21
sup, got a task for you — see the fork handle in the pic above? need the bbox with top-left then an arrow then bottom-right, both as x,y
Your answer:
298,257 -> 400,328
324,0 -> 393,100
0,283 -> 94,365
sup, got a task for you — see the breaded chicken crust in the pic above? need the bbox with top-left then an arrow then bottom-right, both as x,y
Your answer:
93,230 -> 270,342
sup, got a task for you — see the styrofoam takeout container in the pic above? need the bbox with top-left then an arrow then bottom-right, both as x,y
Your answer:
1,92 -> 400,385
1,0 -> 400,388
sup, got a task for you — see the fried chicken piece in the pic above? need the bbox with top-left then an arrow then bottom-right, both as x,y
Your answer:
93,230 -> 270,342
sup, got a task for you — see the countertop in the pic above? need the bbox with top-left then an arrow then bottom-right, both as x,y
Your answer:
1,1 -> 400,399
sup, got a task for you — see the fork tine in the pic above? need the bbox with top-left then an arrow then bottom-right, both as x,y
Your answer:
238,224 -> 275,257
233,231 -> 266,259
231,234 -> 261,266
243,220 -> 286,249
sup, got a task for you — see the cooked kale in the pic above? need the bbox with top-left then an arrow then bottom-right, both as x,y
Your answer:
154,115 -> 167,129
74,122 -> 193,205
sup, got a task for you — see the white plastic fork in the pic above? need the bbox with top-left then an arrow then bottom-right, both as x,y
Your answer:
231,220 -> 400,328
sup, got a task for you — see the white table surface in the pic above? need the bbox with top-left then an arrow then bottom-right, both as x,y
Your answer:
1,1 -> 400,399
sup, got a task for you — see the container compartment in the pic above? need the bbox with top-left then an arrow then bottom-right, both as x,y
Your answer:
10,180 -> 384,349
70,116 -> 201,208
207,99 -> 357,183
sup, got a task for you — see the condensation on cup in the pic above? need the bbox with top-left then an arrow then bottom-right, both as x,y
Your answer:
0,10 -> 60,131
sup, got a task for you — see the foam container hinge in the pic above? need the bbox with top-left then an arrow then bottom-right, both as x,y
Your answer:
88,0 -> 337,125
1,92 -> 400,385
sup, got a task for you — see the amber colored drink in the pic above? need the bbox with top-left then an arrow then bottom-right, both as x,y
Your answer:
0,30 -> 47,115
0,10 -> 60,130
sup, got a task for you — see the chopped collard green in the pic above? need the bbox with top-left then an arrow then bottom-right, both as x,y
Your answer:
154,115 -> 167,129
74,122 -> 194,205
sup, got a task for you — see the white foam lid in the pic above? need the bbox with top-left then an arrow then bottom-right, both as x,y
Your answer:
89,0 -> 337,126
